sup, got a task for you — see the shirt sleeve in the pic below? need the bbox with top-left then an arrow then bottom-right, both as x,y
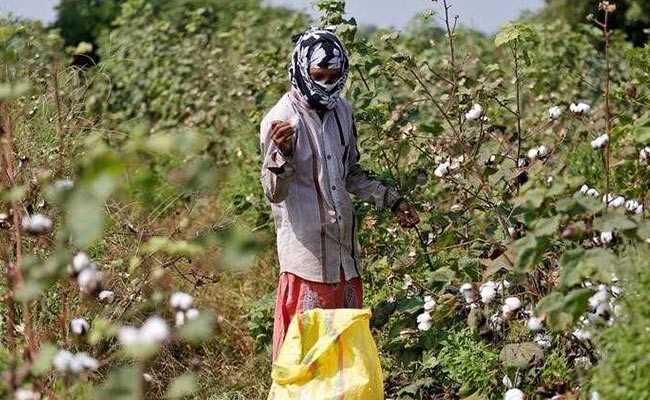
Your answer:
345,118 -> 402,210
260,117 -> 295,203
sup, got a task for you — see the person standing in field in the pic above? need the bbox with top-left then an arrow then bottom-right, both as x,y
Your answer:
259,27 -> 420,360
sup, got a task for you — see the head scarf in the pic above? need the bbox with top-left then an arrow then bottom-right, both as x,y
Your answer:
289,27 -> 349,110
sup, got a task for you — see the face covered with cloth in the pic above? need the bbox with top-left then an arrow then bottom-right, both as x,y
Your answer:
288,27 -> 350,111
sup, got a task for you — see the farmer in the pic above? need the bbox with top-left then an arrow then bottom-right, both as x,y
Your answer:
259,27 -> 419,360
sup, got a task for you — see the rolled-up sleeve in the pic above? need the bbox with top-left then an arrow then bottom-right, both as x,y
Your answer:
260,118 -> 295,203
345,119 -> 402,210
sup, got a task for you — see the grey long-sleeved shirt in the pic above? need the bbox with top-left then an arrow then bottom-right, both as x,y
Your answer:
260,89 -> 402,283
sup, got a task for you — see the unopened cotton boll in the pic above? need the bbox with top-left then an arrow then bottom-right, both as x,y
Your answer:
98,290 -> 115,303
527,316 -> 544,332
548,106 -> 562,120
140,316 -> 169,343
70,318 -> 89,335
465,104 -> 483,121
423,295 -> 436,311
21,213 -> 53,235
170,291 -> 193,311
504,388 -> 525,400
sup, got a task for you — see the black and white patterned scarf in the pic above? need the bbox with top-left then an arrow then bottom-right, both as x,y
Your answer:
289,27 -> 349,110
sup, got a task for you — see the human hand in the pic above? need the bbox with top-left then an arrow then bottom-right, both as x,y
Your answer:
393,200 -> 420,228
271,120 -> 295,156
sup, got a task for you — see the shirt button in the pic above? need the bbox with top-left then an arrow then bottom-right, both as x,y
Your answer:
327,154 -> 332,160
332,185 -> 336,190
328,210 -> 336,216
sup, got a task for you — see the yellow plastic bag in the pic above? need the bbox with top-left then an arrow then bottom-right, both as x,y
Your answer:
268,308 -> 384,400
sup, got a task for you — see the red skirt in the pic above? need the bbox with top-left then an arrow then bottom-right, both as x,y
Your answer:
272,271 -> 363,360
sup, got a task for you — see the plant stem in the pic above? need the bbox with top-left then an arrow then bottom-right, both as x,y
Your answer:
603,10 -> 612,199
441,0 -> 462,133
513,41 -> 523,165
52,58 -> 66,176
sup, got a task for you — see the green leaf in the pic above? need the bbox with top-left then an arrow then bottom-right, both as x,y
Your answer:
560,248 -> 616,287
499,342 -> 544,369
495,23 -> 537,47
178,313 -> 215,344
31,343 -> 58,376
514,235 -> 546,272
166,373 -> 197,399
0,81 -> 30,99
593,213 -> 638,232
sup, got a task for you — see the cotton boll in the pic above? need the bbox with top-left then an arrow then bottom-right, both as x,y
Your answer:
118,326 -> 141,347
70,318 -> 89,335
517,158 -> 529,168
591,134 -> 609,149
590,391 -> 601,400
434,161 -> 450,178
170,291 -> 194,311
548,106 -> 562,120
73,352 -> 99,372
599,231 -> 614,245
417,312 -> 433,331
175,311 -> 186,327
537,145 -> 549,158
140,316 -> 169,343
21,213 -> 53,235
465,104 -> 483,121
502,375 -> 513,389
504,388 -> 525,400
589,289 -> 609,309
609,196 -> 625,208
570,102 -> 591,114
504,297 -> 521,311
423,295 -> 436,311
77,266 -> 102,295
72,252 -> 92,274
460,283 -> 477,303
640,147 -> 650,164
586,188 -> 600,197
98,290 -> 115,303
527,148 -> 539,160
53,350 -> 74,372
14,388 -> 40,400
480,282 -> 497,304
635,204 -> 644,215
54,178 -> 74,191
403,274 -> 414,290
527,317 -> 544,332
534,333 -> 552,349
580,184 -> 589,194
595,302 -> 611,319
185,308 -> 200,320
573,328 -> 592,341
